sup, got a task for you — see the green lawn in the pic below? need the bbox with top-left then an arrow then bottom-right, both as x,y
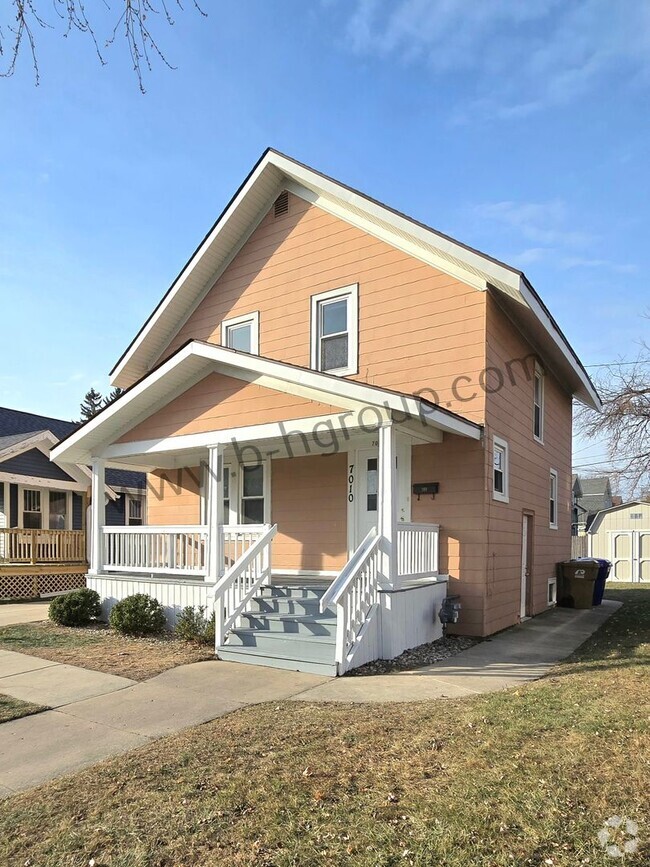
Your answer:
0,585 -> 647,866
0,693 -> 45,723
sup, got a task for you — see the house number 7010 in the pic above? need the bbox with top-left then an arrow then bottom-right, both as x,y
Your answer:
348,465 -> 354,502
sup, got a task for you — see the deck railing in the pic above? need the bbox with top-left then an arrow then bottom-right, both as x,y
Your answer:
0,528 -> 86,564
100,523 -> 269,578
397,522 -> 439,579
102,525 -> 208,576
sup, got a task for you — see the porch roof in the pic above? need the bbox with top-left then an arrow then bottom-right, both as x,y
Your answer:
50,340 -> 482,466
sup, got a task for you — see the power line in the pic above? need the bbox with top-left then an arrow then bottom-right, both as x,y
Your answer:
584,360 -> 646,368
572,452 -> 648,469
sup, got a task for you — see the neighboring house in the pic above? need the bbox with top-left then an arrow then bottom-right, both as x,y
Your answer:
0,406 -> 145,599
587,500 -> 650,582
573,475 -> 614,532
51,149 -> 600,675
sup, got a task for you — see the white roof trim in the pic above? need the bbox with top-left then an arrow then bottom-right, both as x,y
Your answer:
53,341 -> 481,466
108,149 -> 599,412
0,430 -> 58,462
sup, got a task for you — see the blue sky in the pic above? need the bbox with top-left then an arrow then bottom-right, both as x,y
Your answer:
1,0 -> 648,473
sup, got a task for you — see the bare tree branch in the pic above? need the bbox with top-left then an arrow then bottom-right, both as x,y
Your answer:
577,313 -> 650,497
0,0 -> 206,90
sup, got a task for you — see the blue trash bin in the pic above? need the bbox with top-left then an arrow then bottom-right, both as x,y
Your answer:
577,557 -> 611,606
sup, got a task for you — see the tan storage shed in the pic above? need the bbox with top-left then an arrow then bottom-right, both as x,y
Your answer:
588,501 -> 650,582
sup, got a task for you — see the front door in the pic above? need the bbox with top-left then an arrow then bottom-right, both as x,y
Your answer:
354,448 -> 379,547
521,514 -> 533,618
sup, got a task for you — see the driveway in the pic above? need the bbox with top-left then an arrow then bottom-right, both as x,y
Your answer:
0,601 -> 50,627
0,600 -> 621,797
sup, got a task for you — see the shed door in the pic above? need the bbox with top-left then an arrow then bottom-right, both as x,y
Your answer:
637,531 -> 650,582
610,532 -> 633,581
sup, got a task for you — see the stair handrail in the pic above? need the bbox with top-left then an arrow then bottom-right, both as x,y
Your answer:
213,523 -> 277,646
320,526 -> 379,614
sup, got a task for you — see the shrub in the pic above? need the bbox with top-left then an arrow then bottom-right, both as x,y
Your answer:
109,593 -> 167,636
48,588 -> 101,627
175,605 -> 215,645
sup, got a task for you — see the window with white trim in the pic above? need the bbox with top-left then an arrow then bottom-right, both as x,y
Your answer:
49,491 -> 67,529
221,311 -> 259,355
311,284 -> 358,375
23,489 -> 42,529
492,436 -> 509,502
549,469 -> 558,529
126,495 -> 144,526
241,464 -> 265,525
533,362 -> 544,442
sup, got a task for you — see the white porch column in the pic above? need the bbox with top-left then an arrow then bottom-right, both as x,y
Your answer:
378,422 -> 398,589
206,444 -> 225,583
89,458 -> 105,575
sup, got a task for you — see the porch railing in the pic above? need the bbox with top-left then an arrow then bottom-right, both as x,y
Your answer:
320,527 -> 380,675
397,522 -> 439,579
0,528 -> 86,564
102,525 -> 208,576
222,524 -> 269,571
214,523 -> 277,646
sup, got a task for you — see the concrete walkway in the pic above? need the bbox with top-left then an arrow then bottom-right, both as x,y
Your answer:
0,600 -> 620,797
0,601 -> 51,627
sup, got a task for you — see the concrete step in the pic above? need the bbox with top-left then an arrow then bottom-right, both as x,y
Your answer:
217,645 -> 338,677
240,612 -> 337,636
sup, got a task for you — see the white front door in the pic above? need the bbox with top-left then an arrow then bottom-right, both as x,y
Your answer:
520,514 -> 532,618
354,448 -> 379,547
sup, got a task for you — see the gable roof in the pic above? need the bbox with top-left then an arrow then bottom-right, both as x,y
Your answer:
108,149 -> 601,411
575,475 -> 613,519
0,405 -> 144,492
587,500 -> 650,534
51,339 -> 482,467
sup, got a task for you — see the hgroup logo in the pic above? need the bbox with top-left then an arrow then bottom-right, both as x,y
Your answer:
597,816 -> 639,858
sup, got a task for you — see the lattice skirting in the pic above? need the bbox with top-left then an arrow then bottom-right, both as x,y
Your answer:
0,571 -> 86,600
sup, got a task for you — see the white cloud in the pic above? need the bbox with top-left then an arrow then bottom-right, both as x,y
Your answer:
340,0 -> 650,120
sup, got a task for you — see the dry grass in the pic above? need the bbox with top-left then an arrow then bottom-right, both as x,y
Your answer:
0,585 -> 648,866
0,692 -> 44,723
0,622 -> 213,681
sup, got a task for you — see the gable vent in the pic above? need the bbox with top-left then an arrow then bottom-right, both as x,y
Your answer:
274,190 -> 289,217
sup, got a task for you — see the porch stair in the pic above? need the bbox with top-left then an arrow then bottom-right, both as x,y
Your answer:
216,584 -> 338,676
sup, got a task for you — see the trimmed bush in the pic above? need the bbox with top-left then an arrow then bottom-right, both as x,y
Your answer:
175,605 -> 215,645
109,593 -> 167,636
48,588 -> 101,627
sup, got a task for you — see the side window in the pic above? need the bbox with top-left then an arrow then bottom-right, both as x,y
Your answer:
311,284 -> 359,376
549,469 -> 558,529
493,436 -> 509,503
533,362 -> 545,442
241,464 -> 265,525
127,496 -> 144,526
221,312 -> 259,354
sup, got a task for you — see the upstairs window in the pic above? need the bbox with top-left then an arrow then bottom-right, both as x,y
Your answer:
493,436 -> 509,503
311,284 -> 358,376
550,469 -> 558,529
221,312 -> 259,355
533,362 -> 545,442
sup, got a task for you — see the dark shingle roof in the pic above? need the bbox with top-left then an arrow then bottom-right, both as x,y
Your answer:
575,476 -> 613,521
0,406 -> 145,490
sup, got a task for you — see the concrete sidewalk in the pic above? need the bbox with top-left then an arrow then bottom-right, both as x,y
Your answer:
0,600 -> 621,797
0,601 -> 50,627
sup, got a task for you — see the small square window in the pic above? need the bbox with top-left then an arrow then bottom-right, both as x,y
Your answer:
493,436 -> 509,503
221,312 -> 259,355
311,285 -> 358,376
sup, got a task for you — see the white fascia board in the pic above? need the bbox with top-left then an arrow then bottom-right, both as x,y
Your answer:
0,430 -> 58,462
54,340 -> 482,466
518,277 -> 601,411
0,471 -> 86,492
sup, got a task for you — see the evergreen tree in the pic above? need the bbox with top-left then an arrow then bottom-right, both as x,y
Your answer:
103,387 -> 124,407
79,388 -> 104,421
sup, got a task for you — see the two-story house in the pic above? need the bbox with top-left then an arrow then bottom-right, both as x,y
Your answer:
51,150 -> 600,676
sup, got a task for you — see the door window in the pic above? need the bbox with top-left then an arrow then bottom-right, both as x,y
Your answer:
49,491 -> 67,529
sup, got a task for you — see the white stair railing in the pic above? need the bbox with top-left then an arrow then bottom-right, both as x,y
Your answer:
222,524 -> 268,572
320,527 -> 380,675
214,523 -> 277,647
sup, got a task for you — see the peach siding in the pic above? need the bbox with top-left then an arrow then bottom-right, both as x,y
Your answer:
411,440 -> 487,637
483,293 -> 572,634
118,373 -> 340,443
272,453 -> 348,572
160,193 -> 487,422
147,467 -> 201,525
